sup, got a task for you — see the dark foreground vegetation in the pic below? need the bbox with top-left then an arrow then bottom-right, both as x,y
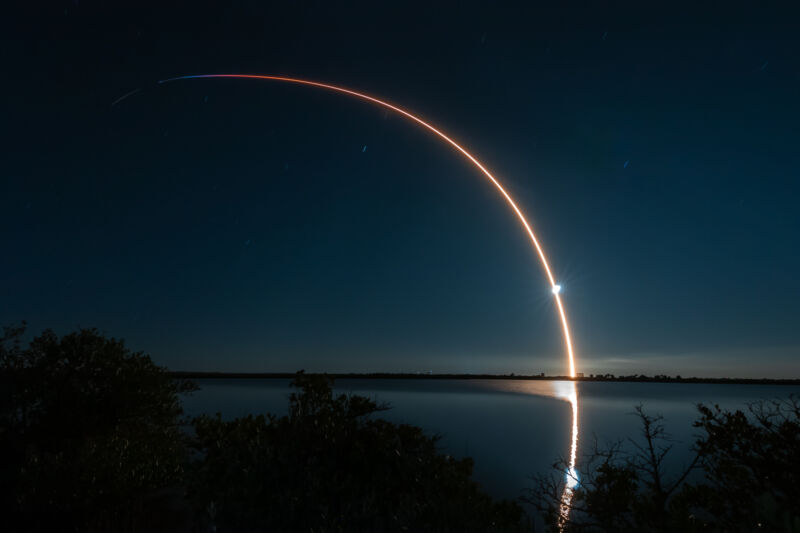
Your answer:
2,324 -> 799,532
0,325 -> 524,532
528,402 -> 800,532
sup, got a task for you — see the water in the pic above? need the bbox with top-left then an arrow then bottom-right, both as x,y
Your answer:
181,378 -> 800,502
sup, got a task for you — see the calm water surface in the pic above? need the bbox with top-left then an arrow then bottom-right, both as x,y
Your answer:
181,379 -> 800,501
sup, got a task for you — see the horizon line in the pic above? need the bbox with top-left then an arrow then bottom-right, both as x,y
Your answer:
167,370 -> 800,384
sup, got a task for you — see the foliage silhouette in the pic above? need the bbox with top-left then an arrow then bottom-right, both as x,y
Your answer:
0,324 -> 196,531
187,371 -> 526,532
1,326 -> 524,532
526,399 -> 800,532
9,323 -> 797,532
688,398 -> 800,532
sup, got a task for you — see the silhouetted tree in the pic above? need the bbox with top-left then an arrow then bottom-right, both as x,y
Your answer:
686,398 -> 800,531
0,324 -> 196,531
187,371 -> 526,532
526,406 -> 699,532
527,399 -> 800,532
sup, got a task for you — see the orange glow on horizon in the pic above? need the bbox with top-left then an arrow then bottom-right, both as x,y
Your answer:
159,73 -> 578,378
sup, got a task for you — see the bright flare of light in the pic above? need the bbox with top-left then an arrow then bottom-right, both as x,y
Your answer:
566,466 -> 579,490
552,284 -> 562,295
156,73 -> 578,378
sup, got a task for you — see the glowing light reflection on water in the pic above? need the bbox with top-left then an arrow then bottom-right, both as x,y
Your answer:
486,380 -> 579,527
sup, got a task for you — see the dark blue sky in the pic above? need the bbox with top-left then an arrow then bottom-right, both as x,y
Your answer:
2,3 -> 798,376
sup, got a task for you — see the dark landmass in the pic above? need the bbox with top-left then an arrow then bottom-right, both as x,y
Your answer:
5,325 -> 799,531
2,327 -> 527,531
168,371 -> 800,386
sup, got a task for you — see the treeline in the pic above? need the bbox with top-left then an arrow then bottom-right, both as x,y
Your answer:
170,370 -> 800,386
577,373 -> 800,385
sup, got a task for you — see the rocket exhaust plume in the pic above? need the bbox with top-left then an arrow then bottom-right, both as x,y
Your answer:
155,73 -> 578,378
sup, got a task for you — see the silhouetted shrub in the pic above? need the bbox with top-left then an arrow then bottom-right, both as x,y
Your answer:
0,324 -> 196,531
688,398 -> 800,531
527,399 -> 800,532
2,326 -> 524,532
187,371 -> 526,532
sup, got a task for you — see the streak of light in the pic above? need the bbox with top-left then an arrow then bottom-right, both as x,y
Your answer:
156,73 -> 579,378
557,380 -> 579,531
111,88 -> 142,107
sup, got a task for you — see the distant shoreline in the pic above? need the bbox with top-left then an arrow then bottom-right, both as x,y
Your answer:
168,371 -> 800,386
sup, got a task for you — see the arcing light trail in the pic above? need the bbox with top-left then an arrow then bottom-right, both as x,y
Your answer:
157,73 -> 578,379
153,73 -> 581,526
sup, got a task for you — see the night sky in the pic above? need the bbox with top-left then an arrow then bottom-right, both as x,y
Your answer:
3,3 -> 798,377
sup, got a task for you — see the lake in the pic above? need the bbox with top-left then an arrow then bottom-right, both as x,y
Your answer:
181,378 -> 800,502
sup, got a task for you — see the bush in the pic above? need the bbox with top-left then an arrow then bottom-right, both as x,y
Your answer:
527,399 -> 800,532
0,324 -> 196,531
2,325 -> 525,532
187,372 -> 526,532
689,398 -> 800,531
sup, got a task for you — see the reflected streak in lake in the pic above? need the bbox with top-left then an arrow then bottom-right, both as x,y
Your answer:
479,380 -> 580,526
559,383 -> 579,528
